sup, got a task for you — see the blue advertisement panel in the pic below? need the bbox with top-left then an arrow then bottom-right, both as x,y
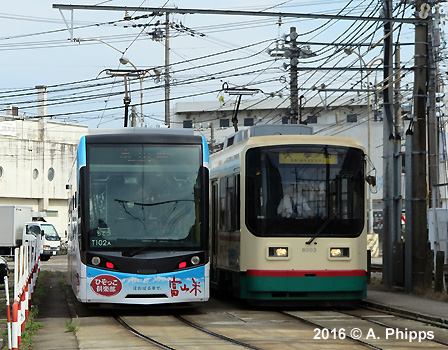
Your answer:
85,265 -> 208,303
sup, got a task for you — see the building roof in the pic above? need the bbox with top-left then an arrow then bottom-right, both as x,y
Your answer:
174,94 -> 367,114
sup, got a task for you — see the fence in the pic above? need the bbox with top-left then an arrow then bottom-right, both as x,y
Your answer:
3,239 -> 41,350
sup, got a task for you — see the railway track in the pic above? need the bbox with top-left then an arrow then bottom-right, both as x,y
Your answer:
114,314 -> 263,349
108,302 -> 448,349
114,315 -> 176,350
340,307 -> 448,346
31,256 -> 447,349
281,308 -> 448,349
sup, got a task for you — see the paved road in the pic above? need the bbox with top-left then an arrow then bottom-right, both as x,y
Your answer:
39,254 -> 68,272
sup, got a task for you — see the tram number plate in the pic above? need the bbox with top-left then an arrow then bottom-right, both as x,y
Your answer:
91,239 -> 112,247
302,247 -> 317,253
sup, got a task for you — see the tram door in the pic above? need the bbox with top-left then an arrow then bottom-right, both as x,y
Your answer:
210,180 -> 219,282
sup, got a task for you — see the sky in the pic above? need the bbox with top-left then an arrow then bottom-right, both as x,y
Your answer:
0,1 -> 443,129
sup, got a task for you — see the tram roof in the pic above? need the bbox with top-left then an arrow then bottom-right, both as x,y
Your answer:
223,124 -> 313,148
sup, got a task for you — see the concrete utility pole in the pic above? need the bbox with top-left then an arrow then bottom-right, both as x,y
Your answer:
394,47 -> 402,140
382,0 -> 402,288
130,105 -> 137,127
290,27 -> 299,124
164,13 -> 171,127
36,85 -> 48,142
427,15 -> 439,209
410,0 -> 432,290
268,27 -> 315,124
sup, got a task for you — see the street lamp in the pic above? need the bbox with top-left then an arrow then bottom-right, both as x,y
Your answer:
119,57 -> 162,126
74,39 -> 162,126
345,49 -> 383,235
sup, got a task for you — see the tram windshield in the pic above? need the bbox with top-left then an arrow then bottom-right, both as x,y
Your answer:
246,145 -> 365,237
86,144 -> 203,251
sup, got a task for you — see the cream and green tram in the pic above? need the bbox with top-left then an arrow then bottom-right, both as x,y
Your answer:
210,125 -> 367,303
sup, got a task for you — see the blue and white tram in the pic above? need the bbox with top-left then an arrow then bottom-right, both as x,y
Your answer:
67,129 -> 209,305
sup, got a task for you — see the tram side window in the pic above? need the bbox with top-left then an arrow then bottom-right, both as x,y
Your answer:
219,175 -> 240,232
219,178 -> 226,230
235,174 -> 240,230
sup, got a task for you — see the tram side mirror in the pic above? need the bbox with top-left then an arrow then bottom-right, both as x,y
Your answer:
0,257 -> 9,281
365,175 -> 376,187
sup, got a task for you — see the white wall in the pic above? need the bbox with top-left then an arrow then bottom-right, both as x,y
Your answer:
0,117 -> 88,238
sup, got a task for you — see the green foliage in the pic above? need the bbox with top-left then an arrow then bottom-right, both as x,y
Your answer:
32,270 -> 55,304
16,270 -> 50,349
19,315 -> 43,350
65,320 -> 78,333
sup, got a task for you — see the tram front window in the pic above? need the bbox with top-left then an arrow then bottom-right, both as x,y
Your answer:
246,145 -> 365,237
87,144 -> 202,251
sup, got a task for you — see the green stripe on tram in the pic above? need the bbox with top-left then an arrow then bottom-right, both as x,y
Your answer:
240,275 -> 367,300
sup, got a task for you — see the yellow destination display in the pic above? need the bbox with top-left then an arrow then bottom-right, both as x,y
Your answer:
279,152 -> 337,164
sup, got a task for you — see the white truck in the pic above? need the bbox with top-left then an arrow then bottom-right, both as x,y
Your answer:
0,205 -> 33,256
25,221 -> 61,261
0,205 -> 61,260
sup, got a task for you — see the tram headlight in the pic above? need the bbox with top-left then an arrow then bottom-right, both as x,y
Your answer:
91,256 -> 101,265
269,247 -> 288,258
191,256 -> 200,265
329,247 -> 349,258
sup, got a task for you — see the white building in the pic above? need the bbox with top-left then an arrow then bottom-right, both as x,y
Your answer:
0,116 -> 87,237
173,94 -> 385,213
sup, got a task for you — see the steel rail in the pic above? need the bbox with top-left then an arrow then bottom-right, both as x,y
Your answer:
174,314 -> 263,350
344,307 -> 448,346
280,311 -> 383,350
114,316 -> 176,350
360,302 -> 448,328
358,315 -> 448,347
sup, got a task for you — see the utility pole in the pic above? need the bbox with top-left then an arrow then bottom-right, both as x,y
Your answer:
394,47 -> 402,139
130,105 -> 137,127
393,44 -> 403,288
164,13 -> 170,127
268,27 -> 315,124
290,27 -> 299,124
428,13 -> 439,209
382,0 -> 400,288
411,0 -> 431,290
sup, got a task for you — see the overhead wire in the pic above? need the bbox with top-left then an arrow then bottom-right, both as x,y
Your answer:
0,37 -> 275,106
294,0 -> 383,114
0,0 -> 418,128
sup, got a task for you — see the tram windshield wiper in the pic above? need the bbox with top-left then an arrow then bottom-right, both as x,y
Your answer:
306,215 -> 334,245
115,198 -> 193,207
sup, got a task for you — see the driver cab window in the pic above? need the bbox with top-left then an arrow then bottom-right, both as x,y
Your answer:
27,225 -> 41,237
